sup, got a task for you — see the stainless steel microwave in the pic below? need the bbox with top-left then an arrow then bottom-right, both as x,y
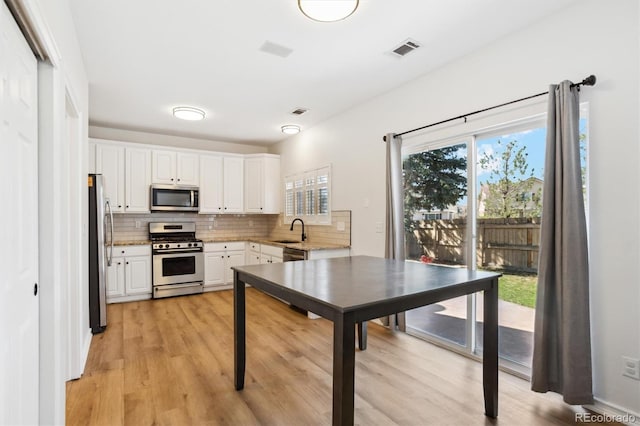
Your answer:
150,184 -> 199,212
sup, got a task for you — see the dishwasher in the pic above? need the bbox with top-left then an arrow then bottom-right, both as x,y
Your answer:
282,247 -> 314,316
283,247 -> 307,262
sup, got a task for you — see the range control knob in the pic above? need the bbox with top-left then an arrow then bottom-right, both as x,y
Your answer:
188,243 -> 192,247
177,244 -> 181,248
164,244 -> 170,249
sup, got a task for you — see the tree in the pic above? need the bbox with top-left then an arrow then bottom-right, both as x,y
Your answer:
479,139 -> 539,218
403,144 -> 467,229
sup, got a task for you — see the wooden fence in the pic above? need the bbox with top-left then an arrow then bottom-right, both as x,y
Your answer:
406,217 -> 541,273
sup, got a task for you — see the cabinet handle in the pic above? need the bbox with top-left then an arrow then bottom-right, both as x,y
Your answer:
224,207 -> 227,210
33,283 -> 38,296
121,250 -> 125,254
177,178 -> 181,182
118,262 -> 122,265
126,205 -> 129,208
171,178 -> 174,181
126,261 -> 129,265
218,207 -> 222,210
118,205 -> 122,208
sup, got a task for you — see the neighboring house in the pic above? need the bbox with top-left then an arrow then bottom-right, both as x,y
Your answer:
478,177 -> 543,218
412,206 -> 459,221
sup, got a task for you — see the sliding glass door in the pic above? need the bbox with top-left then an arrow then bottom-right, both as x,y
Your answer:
403,111 -> 588,374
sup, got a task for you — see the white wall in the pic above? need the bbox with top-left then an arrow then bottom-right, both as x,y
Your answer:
31,0 -> 90,424
90,125 -> 269,154
272,0 -> 640,416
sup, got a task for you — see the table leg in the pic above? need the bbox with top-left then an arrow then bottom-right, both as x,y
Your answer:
234,271 -> 246,391
333,313 -> 356,426
483,278 -> 499,418
357,322 -> 367,350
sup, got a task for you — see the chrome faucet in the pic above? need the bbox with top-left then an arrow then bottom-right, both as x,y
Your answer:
290,218 -> 306,242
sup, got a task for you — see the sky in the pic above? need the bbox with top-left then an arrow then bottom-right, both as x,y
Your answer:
451,118 -> 587,207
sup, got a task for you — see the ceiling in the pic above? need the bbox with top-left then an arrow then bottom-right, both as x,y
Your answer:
69,0 -> 577,146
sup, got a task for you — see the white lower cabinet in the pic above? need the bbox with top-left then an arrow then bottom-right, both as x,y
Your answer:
204,242 -> 246,290
260,244 -> 283,264
106,245 -> 152,303
246,242 -> 261,265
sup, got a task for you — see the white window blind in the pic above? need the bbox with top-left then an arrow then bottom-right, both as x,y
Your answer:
284,165 -> 331,224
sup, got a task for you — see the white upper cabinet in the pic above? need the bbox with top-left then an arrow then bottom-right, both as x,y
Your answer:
245,154 -> 281,214
199,154 -> 224,214
223,156 -> 244,213
176,152 -> 199,186
92,138 -> 279,215
200,155 -> 244,213
95,143 -> 125,212
151,150 -> 176,184
152,150 -> 199,186
125,148 -> 151,213
93,139 -> 151,214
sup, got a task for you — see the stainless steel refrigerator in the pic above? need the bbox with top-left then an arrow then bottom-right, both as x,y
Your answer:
88,174 -> 113,334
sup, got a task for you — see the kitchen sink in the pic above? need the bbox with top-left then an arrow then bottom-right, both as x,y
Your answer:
269,240 -> 300,244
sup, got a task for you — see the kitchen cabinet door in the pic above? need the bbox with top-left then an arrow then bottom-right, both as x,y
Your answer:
125,255 -> 152,295
245,154 -> 281,214
125,147 -> 151,213
225,251 -> 246,284
176,152 -> 199,186
95,143 -> 125,212
244,157 -> 263,213
152,150 -> 177,184
204,251 -> 225,287
223,156 -> 244,212
106,257 -> 126,299
199,154 -> 224,214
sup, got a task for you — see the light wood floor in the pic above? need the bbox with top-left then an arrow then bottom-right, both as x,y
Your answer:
67,288 -> 612,425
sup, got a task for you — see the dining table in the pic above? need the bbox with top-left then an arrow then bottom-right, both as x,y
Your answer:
232,255 -> 501,426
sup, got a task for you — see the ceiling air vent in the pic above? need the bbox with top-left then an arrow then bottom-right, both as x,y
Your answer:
391,39 -> 421,57
290,107 -> 308,116
259,41 -> 294,58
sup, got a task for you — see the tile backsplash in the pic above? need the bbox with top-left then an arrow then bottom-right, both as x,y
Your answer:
112,210 -> 351,246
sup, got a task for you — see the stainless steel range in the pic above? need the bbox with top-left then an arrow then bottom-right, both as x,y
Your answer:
150,222 -> 204,298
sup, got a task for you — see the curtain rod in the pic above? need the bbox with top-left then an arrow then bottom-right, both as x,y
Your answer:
384,75 -> 596,141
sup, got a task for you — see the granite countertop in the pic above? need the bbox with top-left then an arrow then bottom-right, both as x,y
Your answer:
200,237 -> 350,251
113,240 -> 151,246
113,238 -> 350,251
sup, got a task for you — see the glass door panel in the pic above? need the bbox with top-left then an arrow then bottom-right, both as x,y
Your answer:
403,143 -> 469,347
474,126 -> 545,369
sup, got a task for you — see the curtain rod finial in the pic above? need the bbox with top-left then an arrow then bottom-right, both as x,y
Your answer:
582,75 -> 596,86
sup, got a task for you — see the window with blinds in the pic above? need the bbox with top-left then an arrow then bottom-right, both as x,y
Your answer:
284,165 -> 331,224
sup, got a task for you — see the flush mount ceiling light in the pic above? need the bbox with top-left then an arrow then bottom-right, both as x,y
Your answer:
298,0 -> 359,22
172,106 -> 205,121
281,125 -> 300,135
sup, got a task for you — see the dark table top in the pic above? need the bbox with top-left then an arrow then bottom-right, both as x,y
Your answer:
233,256 -> 501,320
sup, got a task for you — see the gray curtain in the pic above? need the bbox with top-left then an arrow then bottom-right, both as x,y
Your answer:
384,133 -> 406,331
531,81 -> 593,404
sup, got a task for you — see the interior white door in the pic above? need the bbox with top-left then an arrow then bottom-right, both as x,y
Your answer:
0,2 -> 39,424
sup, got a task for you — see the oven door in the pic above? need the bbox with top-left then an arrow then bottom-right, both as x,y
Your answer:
153,250 -> 204,286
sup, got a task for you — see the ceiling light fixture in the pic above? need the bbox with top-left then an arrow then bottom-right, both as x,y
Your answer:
173,106 -> 205,121
281,125 -> 300,135
298,0 -> 359,22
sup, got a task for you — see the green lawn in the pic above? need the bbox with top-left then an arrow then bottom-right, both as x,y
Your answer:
497,273 -> 538,308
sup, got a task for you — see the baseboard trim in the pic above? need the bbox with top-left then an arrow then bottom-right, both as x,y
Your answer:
584,398 -> 640,425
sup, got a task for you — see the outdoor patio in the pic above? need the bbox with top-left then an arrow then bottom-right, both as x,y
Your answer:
406,296 -> 535,367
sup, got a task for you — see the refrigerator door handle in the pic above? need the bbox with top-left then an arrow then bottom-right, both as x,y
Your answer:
105,200 -> 114,266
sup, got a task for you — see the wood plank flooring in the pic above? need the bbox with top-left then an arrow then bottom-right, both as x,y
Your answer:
67,288 -> 613,425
